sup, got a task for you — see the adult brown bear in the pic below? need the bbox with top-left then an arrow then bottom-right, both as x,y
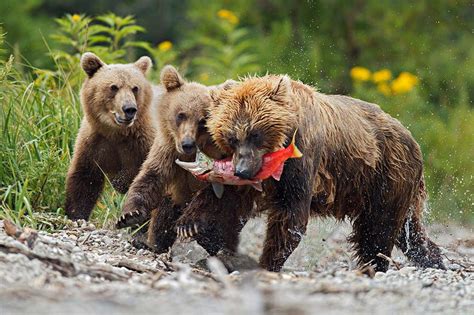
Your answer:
177,74 -> 445,272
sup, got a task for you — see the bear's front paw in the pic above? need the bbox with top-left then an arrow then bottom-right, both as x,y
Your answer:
176,221 -> 203,240
116,209 -> 148,229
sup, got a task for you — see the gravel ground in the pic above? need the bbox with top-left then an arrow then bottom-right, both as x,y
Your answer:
0,217 -> 472,315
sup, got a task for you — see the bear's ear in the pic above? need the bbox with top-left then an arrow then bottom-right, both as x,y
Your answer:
209,88 -> 222,106
134,56 -> 153,75
209,79 -> 237,107
217,79 -> 238,91
81,52 -> 105,78
160,65 -> 185,91
269,75 -> 291,105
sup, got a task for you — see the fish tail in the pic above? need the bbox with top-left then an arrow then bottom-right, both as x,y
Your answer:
290,129 -> 303,158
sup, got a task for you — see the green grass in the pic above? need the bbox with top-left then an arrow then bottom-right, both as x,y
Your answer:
0,55 -> 126,231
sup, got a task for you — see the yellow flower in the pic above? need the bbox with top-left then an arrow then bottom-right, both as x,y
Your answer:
72,14 -> 81,22
217,9 -> 239,25
372,69 -> 392,83
391,72 -> 419,95
158,41 -> 173,52
377,83 -> 392,96
199,73 -> 209,82
350,66 -> 371,81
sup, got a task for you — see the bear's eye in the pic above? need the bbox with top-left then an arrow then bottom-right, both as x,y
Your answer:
228,136 -> 238,148
249,131 -> 263,147
198,118 -> 206,130
176,112 -> 187,125
132,86 -> 139,94
110,84 -> 119,92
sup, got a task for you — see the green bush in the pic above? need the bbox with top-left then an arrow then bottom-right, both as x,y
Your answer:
350,68 -> 473,223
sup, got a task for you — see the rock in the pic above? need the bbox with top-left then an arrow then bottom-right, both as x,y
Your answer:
399,266 -> 417,275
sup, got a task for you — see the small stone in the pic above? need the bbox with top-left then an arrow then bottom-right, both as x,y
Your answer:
374,272 -> 385,279
399,266 -> 417,275
281,273 -> 292,280
447,263 -> 461,270
293,271 -> 309,277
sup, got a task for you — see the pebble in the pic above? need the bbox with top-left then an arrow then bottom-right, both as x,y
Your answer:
399,266 -> 416,275
447,263 -> 462,270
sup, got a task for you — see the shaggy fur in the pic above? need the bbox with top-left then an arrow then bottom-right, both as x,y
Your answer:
179,74 -> 445,272
65,53 -> 155,221
117,66 -> 241,254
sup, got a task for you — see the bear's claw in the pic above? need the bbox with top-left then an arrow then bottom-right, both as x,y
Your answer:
116,210 -> 147,229
176,223 -> 200,240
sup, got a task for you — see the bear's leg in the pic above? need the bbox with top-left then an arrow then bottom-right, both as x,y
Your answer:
396,214 -> 446,269
350,208 -> 401,272
117,143 -> 178,228
176,186 -> 252,255
260,207 -> 310,271
259,158 -> 313,272
130,225 -> 150,249
146,197 -> 182,253
65,157 -> 105,221
111,168 -> 138,194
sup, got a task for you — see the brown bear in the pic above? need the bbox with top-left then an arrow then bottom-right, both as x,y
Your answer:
116,66 -> 246,255
65,53 -> 155,221
177,74 -> 446,272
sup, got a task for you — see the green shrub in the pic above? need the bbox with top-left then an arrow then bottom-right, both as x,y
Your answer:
350,68 -> 473,223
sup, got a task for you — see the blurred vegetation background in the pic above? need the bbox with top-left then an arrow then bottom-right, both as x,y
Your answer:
0,0 -> 472,229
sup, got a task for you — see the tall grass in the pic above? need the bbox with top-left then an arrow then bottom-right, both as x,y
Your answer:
0,15 -> 142,230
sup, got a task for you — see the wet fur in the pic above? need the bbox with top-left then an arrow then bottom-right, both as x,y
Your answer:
182,75 -> 445,272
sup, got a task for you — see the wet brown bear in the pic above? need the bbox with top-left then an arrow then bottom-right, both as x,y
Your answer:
65,53 -> 155,221
117,66 -> 245,254
178,74 -> 445,272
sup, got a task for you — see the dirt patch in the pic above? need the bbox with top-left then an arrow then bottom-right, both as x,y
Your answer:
0,218 -> 472,315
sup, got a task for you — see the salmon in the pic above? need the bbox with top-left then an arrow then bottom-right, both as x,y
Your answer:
175,131 -> 302,198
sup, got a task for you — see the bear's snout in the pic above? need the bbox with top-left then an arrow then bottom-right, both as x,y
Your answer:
234,157 -> 255,179
122,103 -> 137,121
181,137 -> 196,155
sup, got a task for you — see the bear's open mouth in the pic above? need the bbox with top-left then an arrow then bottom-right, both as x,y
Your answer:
114,113 -> 135,126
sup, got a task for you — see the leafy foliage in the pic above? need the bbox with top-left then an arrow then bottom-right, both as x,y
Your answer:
35,13 -> 149,90
181,7 -> 260,84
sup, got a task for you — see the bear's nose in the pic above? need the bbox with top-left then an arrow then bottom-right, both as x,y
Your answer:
122,104 -> 137,120
181,138 -> 196,155
234,167 -> 253,180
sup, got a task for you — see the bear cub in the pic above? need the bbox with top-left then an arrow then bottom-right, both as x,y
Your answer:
65,53 -> 156,221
